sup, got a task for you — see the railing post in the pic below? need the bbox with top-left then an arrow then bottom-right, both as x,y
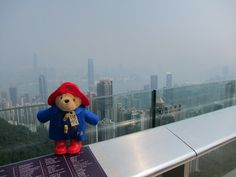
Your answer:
151,90 -> 156,128
162,163 -> 189,177
184,162 -> 190,177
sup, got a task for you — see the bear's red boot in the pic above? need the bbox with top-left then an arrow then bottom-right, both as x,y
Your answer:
67,139 -> 82,154
54,140 -> 67,155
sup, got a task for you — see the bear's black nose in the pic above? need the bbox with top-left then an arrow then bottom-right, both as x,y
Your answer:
64,99 -> 69,103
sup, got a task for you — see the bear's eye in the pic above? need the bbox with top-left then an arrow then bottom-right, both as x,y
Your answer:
60,96 -> 63,100
73,98 -> 76,102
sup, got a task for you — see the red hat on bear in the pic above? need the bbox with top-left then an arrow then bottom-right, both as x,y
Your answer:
48,82 -> 90,106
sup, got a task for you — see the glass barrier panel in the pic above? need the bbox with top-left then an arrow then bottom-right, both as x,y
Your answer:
88,90 -> 152,142
189,140 -> 236,177
1,80 -> 236,166
155,80 -> 236,126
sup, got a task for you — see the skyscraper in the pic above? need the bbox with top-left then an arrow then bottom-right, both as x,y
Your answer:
96,80 -> 113,119
33,53 -> 39,79
96,80 -> 113,141
1,91 -> 9,109
39,74 -> 48,103
9,87 -> 18,107
150,75 -> 158,90
166,72 -> 173,89
88,58 -> 95,92
97,80 -> 113,97
1,91 -> 8,100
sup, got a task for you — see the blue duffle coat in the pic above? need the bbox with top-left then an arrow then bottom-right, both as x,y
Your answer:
37,105 -> 99,141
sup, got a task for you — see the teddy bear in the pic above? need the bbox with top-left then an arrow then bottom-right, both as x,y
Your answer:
37,82 -> 99,155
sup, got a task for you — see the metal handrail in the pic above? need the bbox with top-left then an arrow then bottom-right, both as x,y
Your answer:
89,105 -> 236,177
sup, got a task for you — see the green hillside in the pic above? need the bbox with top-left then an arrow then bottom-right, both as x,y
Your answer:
0,118 -> 53,166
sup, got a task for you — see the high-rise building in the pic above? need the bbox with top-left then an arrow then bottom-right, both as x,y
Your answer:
20,93 -> 30,106
96,80 -> 113,141
1,91 -> 8,100
96,80 -> 113,119
9,87 -> 18,107
166,72 -> 173,89
97,80 -> 113,97
39,74 -> 48,103
150,75 -> 158,90
33,53 -> 39,78
88,58 -> 95,92
0,91 -> 9,109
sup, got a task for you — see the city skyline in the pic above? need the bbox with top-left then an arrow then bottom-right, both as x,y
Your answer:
0,0 -> 236,97
1,79 -> 235,135
0,60 -> 235,109
0,0 -> 236,170
0,63 -> 178,109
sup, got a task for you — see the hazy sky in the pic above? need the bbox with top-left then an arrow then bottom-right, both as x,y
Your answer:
0,0 -> 236,93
